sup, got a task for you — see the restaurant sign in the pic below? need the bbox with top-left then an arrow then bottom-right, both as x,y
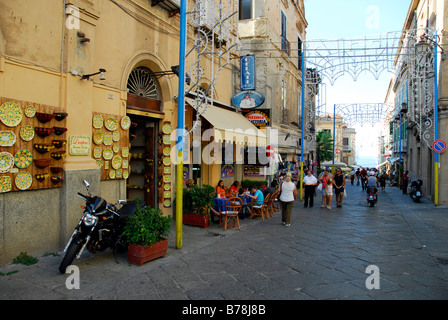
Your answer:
69,135 -> 91,156
231,90 -> 265,109
242,109 -> 270,128
240,55 -> 256,90
243,165 -> 265,177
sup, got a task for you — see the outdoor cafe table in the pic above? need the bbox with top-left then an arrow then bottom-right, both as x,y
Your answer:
212,197 -> 227,221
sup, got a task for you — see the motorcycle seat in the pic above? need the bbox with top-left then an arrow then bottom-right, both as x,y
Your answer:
118,202 -> 137,217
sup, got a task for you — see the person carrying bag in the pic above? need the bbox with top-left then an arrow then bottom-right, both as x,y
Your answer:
278,172 -> 297,227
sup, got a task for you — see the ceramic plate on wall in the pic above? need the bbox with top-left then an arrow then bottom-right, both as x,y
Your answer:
25,105 -> 36,118
0,152 -> 14,173
0,102 -> 23,127
112,154 -> 122,169
14,149 -> 33,169
20,125 -> 35,142
103,132 -> 113,146
93,115 -> 103,129
121,116 -> 131,130
15,172 -> 32,190
103,148 -> 113,160
0,131 -> 16,147
105,117 -> 119,131
0,176 -> 12,193
93,130 -> 103,145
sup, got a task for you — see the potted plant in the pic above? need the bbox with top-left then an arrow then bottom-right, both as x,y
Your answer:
123,201 -> 171,266
182,185 -> 216,228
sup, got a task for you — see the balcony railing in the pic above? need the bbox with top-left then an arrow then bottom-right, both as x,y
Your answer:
281,36 -> 291,56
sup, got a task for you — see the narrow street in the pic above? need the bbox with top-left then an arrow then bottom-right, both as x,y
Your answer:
1,182 -> 447,301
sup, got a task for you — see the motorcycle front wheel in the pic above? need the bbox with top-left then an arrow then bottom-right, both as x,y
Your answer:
59,242 -> 82,274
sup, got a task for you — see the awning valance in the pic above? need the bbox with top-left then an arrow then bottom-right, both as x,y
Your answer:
186,98 -> 267,146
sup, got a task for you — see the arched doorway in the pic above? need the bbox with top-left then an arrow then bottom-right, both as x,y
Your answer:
126,66 -> 164,208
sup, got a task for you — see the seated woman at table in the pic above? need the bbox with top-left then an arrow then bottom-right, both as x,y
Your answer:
216,180 -> 226,198
229,181 -> 240,196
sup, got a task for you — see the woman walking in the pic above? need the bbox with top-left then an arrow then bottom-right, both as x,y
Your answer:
319,170 -> 333,209
333,168 -> 346,208
278,172 -> 298,226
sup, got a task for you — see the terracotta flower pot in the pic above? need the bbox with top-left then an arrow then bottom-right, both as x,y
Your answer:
183,213 -> 210,228
128,239 -> 168,266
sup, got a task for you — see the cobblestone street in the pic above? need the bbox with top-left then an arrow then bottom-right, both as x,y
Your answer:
1,183 -> 448,301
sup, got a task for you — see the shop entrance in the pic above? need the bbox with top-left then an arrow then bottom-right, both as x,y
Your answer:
126,114 -> 159,208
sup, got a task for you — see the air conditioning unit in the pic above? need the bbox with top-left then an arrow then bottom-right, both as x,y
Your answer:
193,0 -> 216,31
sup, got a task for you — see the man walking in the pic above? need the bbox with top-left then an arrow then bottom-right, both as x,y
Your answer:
303,170 -> 318,208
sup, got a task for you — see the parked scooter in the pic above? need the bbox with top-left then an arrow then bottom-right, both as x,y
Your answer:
409,179 -> 423,202
59,180 -> 136,273
366,187 -> 378,207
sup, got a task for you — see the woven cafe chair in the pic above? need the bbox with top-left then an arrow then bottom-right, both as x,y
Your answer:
250,193 -> 270,221
220,197 -> 243,231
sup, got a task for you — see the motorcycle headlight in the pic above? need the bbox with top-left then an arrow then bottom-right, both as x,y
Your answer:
83,213 -> 98,227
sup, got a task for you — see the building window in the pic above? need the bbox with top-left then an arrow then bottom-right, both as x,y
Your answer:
298,36 -> 303,70
239,0 -> 252,20
281,11 -> 290,55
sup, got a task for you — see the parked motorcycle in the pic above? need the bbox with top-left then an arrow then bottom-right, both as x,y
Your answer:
59,180 -> 136,273
409,179 -> 423,202
366,187 -> 378,207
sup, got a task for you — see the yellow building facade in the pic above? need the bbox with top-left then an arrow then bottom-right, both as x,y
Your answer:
0,0 -> 240,265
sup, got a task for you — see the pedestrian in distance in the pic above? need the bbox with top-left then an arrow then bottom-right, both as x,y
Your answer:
278,172 -> 298,226
402,170 -> 409,194
303,170 -> 319,208
333,168 -> 346,208
350,169 -> 355,185
355,168 -> 360,186
379,171 -> 387,192
319,169 -> 333,209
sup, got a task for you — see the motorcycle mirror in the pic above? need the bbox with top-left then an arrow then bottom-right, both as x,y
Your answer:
118,199 -> 127,205
83,180 -> 90,190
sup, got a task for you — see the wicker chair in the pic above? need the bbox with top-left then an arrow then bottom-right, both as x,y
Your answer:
267,191 -> 278,218
250,193 -> 270,221
220,197 -> 243,230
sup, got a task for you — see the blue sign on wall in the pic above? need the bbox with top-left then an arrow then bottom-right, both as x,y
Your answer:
240,55 -> 256,91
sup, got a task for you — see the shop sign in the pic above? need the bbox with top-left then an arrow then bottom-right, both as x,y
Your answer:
240,55 -> 256,90
69,135 -> 91,156
221,164 -> 235,179
243,165 -> 265,177
242,109 -> 270,128
231,90 -> 265,109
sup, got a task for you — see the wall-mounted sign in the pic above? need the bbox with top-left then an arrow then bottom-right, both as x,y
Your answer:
240,55 -> 256,91
243,165 -> 265,177
242,109 -> 270,128
231,90 -> 265,109
70,135 -> 91,156
221,164 -> 235,179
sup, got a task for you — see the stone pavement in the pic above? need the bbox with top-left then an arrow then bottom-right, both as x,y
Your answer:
1,183 -> 448,301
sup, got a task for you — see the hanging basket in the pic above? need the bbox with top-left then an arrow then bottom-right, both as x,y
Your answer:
34,143 -> 55,154
53,127 -> 67,136
35,127 -> 54,138
34,158 -> 51,168
36,112 -> 55,123
53,112 -> 68,121
52,140 -> 67,149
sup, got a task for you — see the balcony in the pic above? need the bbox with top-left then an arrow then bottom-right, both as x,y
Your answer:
281,36 -> 291,56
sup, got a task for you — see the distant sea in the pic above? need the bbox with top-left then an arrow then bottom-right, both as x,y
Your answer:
355,155 -> 378,168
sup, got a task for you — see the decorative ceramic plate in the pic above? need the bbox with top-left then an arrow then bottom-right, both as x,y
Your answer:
93,115 -> 103,129
93,147 -> 102,159
109,170 -> 116,179
112,131 -> 120,142
164,190 -> 171,199
93,130 -> 103,145
14,149 -> 33,169
122,160 -> 128,169
0,102 -> 23,127
105,161 -> 109,170
0,176 -> 12,193
103,132 -> 113,146
162,123 -> 173,134
121,116 -> 131,130
103,148 -> 113,160
113,144 -> 119,153
123,170 -> 129,179
19,125 -> 35,142
96,159 -> 104,168
15,172 -> 32,190
0,152 -> 14,173
163,175 -> 171,183
163,183 -> 171,191
112,154 -> 122,169
162,146 -> 171,156
25,105 -> 36,118
0,131 -> 16,147
163,199 -> 171,207
104,117 -> 118,131
163,167 -> 171,174
163,157 -> 171,166
121,147 -> 129,158
163,134 -> 171,145
116,169 -> 122,179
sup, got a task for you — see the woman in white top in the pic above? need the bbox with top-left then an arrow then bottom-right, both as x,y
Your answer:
278,172 -> 298,226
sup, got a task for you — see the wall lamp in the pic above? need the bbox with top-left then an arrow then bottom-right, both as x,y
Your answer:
415,33 -> 446,60
152,65 -> 191,85
71,69 -> 106,80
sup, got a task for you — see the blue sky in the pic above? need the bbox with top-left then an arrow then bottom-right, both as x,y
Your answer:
304,0 -> 411,166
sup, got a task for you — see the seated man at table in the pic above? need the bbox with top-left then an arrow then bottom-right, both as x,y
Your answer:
246,186 -> 264,209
